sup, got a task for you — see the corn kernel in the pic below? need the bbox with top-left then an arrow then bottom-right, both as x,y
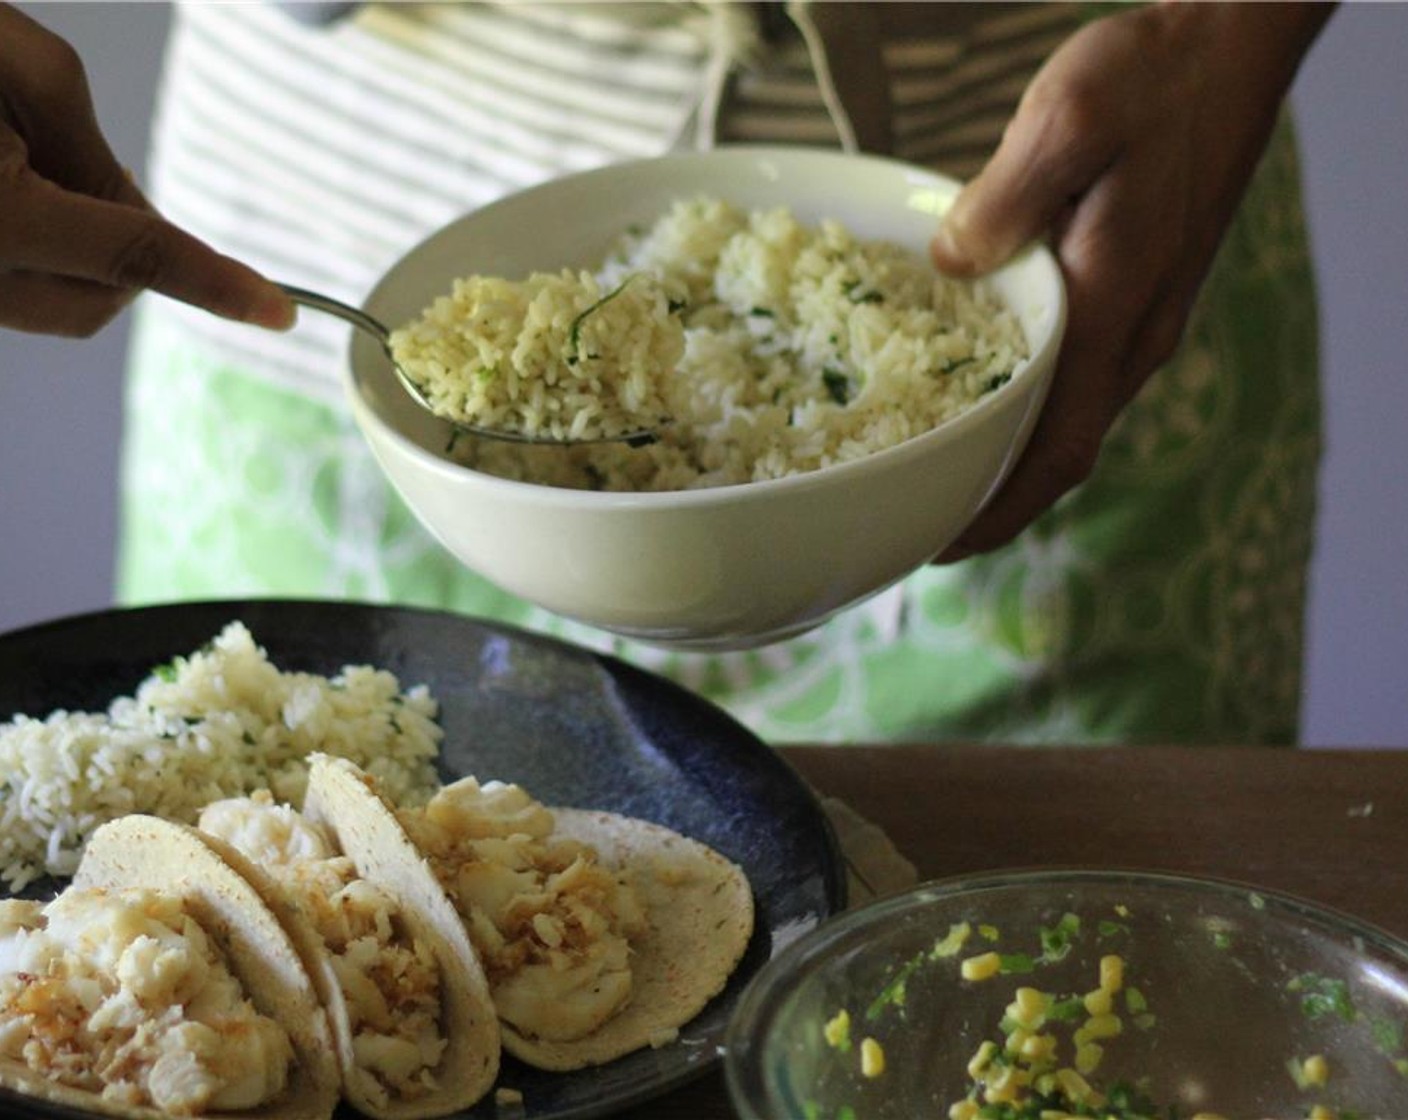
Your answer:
1055,1068 -> 1096,1104
1014,986 -> 1049,1023
1020,1032 -> 1057,1063
948,1102 -> 980,1120
1082,987 -> 1112,1016
1307,1107 -> 1335,1120
967,1040 -> 999,1078
1302,1054 -> 1330,1087
1074,1041 -> 1103,1076
822,1008 -> 850,1053
823,1008 -> 851,1050
983,1065 -> 1021,1105
1076,1013 -> 1122,1044
860,1036 -> 885,1078
961,951 -> 1002,982
934,921 -> 974,958
1099,954 -> 1124,993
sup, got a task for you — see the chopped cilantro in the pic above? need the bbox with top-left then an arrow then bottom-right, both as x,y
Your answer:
939,355 -> 977,375
843,279 -> 883,304
822,368 -> 851,406
998,952 -> 1036,975
1098,919 -> 1131,938
748,306 -> 776,318
567,276 -> 635,363
1288,972 -> 1356,1022
984,371 -> 1013,393
151,660 -> 180,683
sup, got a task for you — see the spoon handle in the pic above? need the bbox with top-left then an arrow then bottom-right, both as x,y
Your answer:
277,283 -> 390,346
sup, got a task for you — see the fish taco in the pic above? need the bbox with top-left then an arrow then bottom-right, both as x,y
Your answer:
196,760 -> 500,1120
314,756 -> 756,1072
0,814 -> 340,1120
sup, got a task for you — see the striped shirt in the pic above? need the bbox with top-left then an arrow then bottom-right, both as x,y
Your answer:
147,1 -> 1082,402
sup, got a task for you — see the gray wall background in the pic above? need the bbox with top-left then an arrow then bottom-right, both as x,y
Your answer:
2,3 -> 1406,746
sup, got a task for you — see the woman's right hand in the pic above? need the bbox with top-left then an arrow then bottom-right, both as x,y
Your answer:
0,3 -> 293,337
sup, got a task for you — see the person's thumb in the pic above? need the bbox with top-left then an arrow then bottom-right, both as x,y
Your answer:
930,179 -> 1043,279
930,85 -> 1117,278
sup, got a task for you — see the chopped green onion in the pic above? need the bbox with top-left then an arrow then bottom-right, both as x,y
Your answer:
997,952 -> 1036,975
1039,913 -> 1081,962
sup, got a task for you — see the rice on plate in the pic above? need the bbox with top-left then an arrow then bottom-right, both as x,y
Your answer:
0,622 -> 441,891
389,197 -> 1029,492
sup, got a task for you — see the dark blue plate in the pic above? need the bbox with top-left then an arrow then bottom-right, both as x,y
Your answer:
0,599 -> 846,1120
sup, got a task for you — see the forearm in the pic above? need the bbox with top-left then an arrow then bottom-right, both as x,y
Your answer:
1158,1 -> 1336,112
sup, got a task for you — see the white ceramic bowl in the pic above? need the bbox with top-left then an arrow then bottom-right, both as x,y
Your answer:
346,146 -> 1065,651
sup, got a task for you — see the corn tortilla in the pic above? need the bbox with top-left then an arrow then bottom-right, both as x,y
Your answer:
294,755 -> 501,1117
501,808 -> 754,1071
0,814 -> 344,1120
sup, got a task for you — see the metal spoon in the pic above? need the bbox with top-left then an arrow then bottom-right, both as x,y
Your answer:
278,284 -> 660,447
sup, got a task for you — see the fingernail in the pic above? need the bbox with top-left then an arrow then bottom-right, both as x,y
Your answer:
246,288 -> 297,331
931,223 -> 974,277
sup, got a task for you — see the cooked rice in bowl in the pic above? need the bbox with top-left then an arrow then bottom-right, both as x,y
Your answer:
390,269 -> 683,443
392,197 -> 1029,491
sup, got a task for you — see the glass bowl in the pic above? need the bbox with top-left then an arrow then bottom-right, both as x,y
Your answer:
725,870 -> 1408,1120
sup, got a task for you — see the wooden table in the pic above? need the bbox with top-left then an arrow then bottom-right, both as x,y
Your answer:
618,744 -> 1408,1119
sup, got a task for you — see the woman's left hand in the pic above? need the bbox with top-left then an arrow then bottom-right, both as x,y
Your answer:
930,1 -> 1332,561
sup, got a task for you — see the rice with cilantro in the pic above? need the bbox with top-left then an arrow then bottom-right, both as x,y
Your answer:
391,268 -> 683,443
0,621 -> 442,891
431,196 -> 1029,491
